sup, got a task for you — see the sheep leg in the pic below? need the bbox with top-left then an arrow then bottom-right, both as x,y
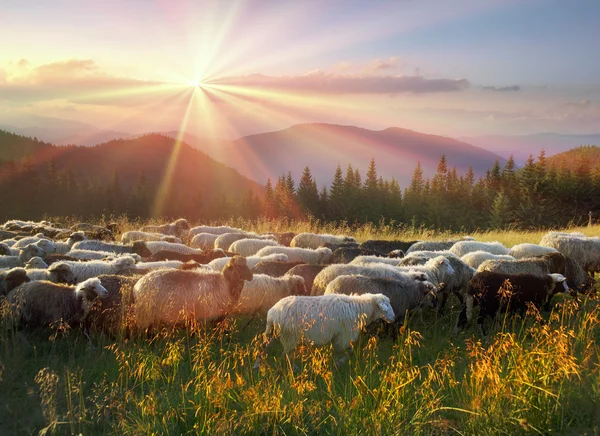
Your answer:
253,334 -> 278,372
332,336 -> 351,368
437,291 -> 449,314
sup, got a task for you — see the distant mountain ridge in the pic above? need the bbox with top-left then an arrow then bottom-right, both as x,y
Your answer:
178,123 -> 507,187
546,145 -> 600,172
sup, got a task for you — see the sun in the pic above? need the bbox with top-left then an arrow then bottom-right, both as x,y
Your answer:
189,79 -> 203,88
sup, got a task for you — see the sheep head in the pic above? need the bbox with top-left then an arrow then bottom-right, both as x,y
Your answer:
20,244 -> 47,262
1,268 -> 30,296
371,294 -> 395,323
76,278 -> 109,300
222,256 -> 253,301
132,241 -> 152,258
0,243 -> 12,255
49,262 -> 76,284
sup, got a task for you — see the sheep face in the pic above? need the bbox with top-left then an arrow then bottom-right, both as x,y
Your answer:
20,244 -> 47,261
388,249 -> 404,258
317,247 -> 333,263
429,256 -> 455,277
132,241 -> 152,257
67,231 -> 87,245
0,243 -> 11,255
545,252 -> 566,274
420,281 -> 439,309
114,256 -> 137,271
76,278 -> 109,300
35,239 -> 56,254
222,256 -> 253,300
175,218 -> 191,231
49,262 -> 76,284
290,277 -> 307,296
25,257 -> 48,270
373,294 -> 395,323
549,274 -> 569,294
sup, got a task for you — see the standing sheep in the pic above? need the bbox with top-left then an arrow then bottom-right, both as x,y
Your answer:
254,293 -> 395,370
60,256 -> 137,283
24,257 -> 49,269
229,239 -> 281,257
330,247 -> 379,264
140,241 -> 203,256
359,240 -> 418,256
0,268 -> 31,296
290,233 -> 357,250
462,251 -> 516,269
190,233 -> 220,250
449,241 -> 509,258
214,232 -> 275,251
539,233 -> 600,274
208,253 -> 288,271
256,246 -> 333,264
405,237 -> 474,254
189,225 -> 244,237
144,249 -> 228,264
53,231 -> 88,254
7,277 -> 108,330
508,243 -> 558,259
72,240 -> 152,257
232,274 -> 307,316
396,256 -> 455,289
252,261 -> 305,278
133,256 -> 253,330
284,264 -> 329,296
23,262 -> 76,284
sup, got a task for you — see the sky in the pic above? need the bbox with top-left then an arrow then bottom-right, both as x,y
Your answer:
0,0 -> 599,140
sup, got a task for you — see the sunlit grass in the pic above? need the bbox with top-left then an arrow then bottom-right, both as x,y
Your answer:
1,217 -> 599,434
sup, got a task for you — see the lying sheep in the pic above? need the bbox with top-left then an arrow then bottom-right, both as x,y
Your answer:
456,271 -> 568,336
208,253 -> 288,271
359,240 -> 418,256
190,233 -> 220,250
350,255 -> 404,267
60,256 -> 137,283
232,274 -> 307,316
255,246 -> 333,264
7,277 -> 108,330
23,262 -> 76,284
214,232 -> 275,251
121,231 -> 181,244
462,251 -> 516,269
284,264 -> 328,295
324,275 -> 437,338
229,239 -> 281,257
252,261 -> 305,277
67,249 -> 121,260
330,247 -> 380,264
254,293 -> 395,370
311,263 -> 429,296
539,233 -> 600,273
140,218 -> 190,238
449,241 -> 509,258
290,233 -> 357,250
12,235 -> 52,249
72,240 -> 152,258
24,257 -> 48,269
86,274 -> 139,336
508,243 -> 558,259
189,225 -> 243,237
405,239 -> 465,254
53,231 -> 88,254
1,244 -> 48,269
43,254 -> 81,265
142,241 -> 204,256
133,256 -> 253,330
0,268 -> 31,296
144,249 -> 228,264
70,223 -> 117,240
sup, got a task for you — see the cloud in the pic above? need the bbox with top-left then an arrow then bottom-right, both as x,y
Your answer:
562,99 -> 593,108
209,71 -> 470,94
482,85 -> 521,92
364,57 -> 400,73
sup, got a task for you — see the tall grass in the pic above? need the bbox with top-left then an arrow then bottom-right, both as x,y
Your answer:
1,218 -> 599,434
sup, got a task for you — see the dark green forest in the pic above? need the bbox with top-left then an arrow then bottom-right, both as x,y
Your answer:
0,129 -> 598,230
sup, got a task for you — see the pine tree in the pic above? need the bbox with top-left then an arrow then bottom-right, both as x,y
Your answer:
297,166 -> 319,217
329,164 -> 345,221
489,190 -> 512,228
362,158 -> 381,222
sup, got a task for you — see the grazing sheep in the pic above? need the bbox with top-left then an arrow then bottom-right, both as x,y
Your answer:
396,256 -> 455,289
449,241 -> 509,258
256,246 -> 333,265
284,264 -> 328,295
254,293 -> 395,369
539,233 -> 600,273
359,240 -> 418,256
7,277 -> 108,330
350,255 -> 404,267
23,262 -> 76,284
136,260 -> 183,270
509,243 -> 558,260
324,274 -> 437,336
87,274 -> 139,336
189,225 -> 243,237
142,241 -> 204,256
190,233 -> 220,250
229,239 -> 281,257
61,256 -> 137,283
233,274 -> 307,316
208,253 -> 289,271
24,257 -> 48,269
311,263 -> 430,296
456,271 -> 568,336
462,251 -> 516,269
140,218 -> 191,238
214,232 -> 276,251
477,253 -> 567,277
252,261 -> 305,277
564,256 -> 595,294
290,233 -> 357,250
144,249 -> 228,264
72,240 -> 152,258
133,256 -> 253,330
121,231 -> 182,244
330,247 -> 379,264
0,268 -> 31,296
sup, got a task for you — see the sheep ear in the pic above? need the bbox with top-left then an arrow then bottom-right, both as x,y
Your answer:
439,259 -> 445,265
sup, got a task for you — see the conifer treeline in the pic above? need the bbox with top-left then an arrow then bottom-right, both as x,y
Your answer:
263,152 -> 600,230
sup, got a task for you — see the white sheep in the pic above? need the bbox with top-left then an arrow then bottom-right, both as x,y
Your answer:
228,239 -> 281,257
136,260 -> 184,270
508,243 -> 558,259
121,231 -> 182,244
23,262 -> 76,284
133,256 -> 253,330
232,274 -> 307,316
254,293 -> 395,369
0,245 -> 47,269
72,240 -> 149,256
255,246 -> 333,264
208,253 -> 289,271
350,255 -> 404,267
54,231 -> 88,254
140,218 -> 190,237
60,256 -> 138,283
189,225 -> 244,236
190,233 -> 219,250
311,263 -> 428,296
214,232 -> 276,251
67,249 -> 121,260
539,233 -> 600,273
143,241 -> 204,256
396,255 -> 455,288
449,241 -> 509,258
290,233 -> 357,250
24,257 -> 48,269
461,251 -> 516,269
13,235 -> 51,249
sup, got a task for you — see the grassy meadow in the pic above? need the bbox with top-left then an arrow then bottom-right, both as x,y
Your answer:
1,217 -> 600,435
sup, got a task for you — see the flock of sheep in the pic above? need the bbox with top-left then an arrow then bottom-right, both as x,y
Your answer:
0,218 -> 597,368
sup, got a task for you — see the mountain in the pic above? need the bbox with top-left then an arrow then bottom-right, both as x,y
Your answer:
459,133 -> 600,163
0,129 -> 53,161
546,145 -> 600,173
183,123 -> 506,187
